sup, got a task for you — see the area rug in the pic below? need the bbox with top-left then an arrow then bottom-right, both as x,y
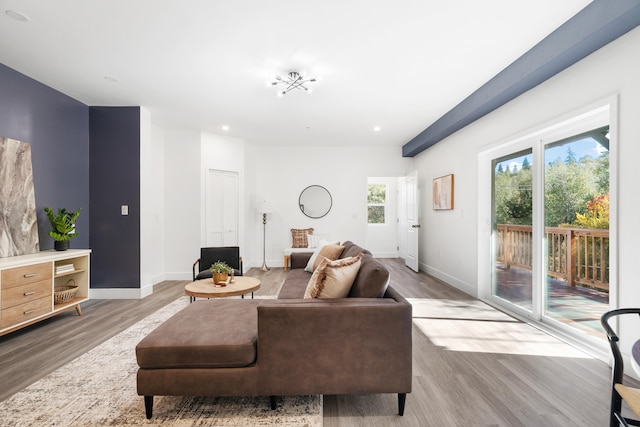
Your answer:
0,297 -> 322,426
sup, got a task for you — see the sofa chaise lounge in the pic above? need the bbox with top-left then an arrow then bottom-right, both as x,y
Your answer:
135,241 -> 413,418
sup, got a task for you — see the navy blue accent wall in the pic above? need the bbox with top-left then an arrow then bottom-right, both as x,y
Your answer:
0,63 -> 90,249
89,107 -> 141,289
402,0 -> 640,157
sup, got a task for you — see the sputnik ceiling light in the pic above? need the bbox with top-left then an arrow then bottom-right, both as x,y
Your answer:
271,70 -> 316,96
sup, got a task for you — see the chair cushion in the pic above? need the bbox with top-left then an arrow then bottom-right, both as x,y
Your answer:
136,300 -> 262,369
615,384 -> 640,418
196,269 -> 242,280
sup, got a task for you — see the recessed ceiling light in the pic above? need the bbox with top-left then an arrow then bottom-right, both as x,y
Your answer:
104,76 -> 119,83
5,10 -> 30,22
373,126 -> 382,132
222,125 -> 230,131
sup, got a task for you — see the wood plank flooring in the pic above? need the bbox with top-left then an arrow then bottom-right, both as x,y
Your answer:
0,259 -> 633,426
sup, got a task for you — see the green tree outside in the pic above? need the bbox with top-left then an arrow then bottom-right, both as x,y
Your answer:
368,184 -> 386,224
494,145 -> 609,229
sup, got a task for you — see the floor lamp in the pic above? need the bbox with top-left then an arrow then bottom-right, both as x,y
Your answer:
258,201 -> 273,271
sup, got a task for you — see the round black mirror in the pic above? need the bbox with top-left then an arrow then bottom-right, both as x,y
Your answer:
299,185 -> 332,219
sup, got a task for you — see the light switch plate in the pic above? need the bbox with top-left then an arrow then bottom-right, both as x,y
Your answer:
121,205 -> 129,215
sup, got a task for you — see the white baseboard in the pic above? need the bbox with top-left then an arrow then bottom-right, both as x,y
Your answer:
150,272 -> 165,284
247,260 -> 283,270
371,251 -> 399,258
89,279 -> 155,300
164,272 -> 194,280
89,287 -> 149,299
422,263 -> 477,298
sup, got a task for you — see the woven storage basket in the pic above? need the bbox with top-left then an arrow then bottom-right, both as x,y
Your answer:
54,280 -> 78,304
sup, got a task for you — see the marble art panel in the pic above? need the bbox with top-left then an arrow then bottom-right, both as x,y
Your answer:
0,137 -> 40,257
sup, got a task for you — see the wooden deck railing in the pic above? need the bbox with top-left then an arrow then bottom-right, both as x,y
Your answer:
496,224 -> 609,291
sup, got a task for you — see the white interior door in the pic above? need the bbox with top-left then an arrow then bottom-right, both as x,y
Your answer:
205,169 -> 238,246
396,176 -> 407,259
405,171 -> 419,272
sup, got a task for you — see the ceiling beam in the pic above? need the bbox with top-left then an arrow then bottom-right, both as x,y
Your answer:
402,0 -> 640,157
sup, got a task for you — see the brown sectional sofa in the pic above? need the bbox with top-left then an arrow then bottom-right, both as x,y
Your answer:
136,241 -> 412,419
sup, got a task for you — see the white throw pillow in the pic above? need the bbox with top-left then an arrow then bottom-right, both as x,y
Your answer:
307,233 -> 331,248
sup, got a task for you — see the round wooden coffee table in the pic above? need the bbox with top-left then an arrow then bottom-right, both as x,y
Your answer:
185,276 -> 261,302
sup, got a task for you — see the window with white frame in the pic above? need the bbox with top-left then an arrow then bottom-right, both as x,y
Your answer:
367,183 -> 387,224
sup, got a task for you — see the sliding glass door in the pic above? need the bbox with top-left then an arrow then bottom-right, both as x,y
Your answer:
543,126 -> 610,336
481,103 -> 614,344
492,149 -> 533,311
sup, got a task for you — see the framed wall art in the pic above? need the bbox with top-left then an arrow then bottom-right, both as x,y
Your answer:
433,174 -> 454,210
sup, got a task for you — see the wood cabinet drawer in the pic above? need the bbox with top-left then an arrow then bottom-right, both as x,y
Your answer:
1,279 -> 52,309
1,296 -> 51,328
1,263 -> 52,289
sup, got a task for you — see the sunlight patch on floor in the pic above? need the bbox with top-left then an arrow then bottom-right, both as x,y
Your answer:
409,298 -> 590,358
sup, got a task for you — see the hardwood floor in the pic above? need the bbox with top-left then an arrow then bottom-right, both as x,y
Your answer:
0,260 -> 631,426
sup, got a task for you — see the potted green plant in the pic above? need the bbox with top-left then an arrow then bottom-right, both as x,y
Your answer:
210,260 -> 232,285
44,207 -> 81,251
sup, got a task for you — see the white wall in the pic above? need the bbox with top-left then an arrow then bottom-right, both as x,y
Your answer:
245,146 -> 412,268
140,109 -> 166,295
413,27 -> 640,351
414,135 -> 477,295
163,129 -> 202,279
161,130 -> 246,279
150,123 -> 166,283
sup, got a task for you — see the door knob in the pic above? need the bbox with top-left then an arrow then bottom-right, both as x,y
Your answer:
411,224 -> 421,228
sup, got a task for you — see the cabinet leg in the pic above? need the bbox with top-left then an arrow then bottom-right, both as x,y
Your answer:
75,304 -> 82,316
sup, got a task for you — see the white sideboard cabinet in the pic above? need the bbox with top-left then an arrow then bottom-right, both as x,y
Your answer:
0,249 -> 91,336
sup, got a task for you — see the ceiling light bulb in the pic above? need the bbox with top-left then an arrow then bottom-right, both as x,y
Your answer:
374,126 -> 382,132
222,125 -> 230,131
